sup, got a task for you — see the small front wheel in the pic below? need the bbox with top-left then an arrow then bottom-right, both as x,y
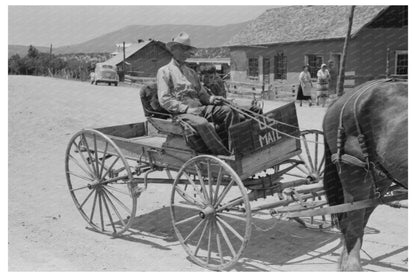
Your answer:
171,155 -> 252,270
65,129 -> 137,236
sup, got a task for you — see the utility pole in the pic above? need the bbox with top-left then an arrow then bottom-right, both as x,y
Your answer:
337,6 -> 355,97
49,44 -> 53,76
122,41 -> 126,79
385,48 -> 390,78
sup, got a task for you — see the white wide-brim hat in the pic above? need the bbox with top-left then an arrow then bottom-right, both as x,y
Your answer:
321,63 -> 327,68
166,32 -> 197,51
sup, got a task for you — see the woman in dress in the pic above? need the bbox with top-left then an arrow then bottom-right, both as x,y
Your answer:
296,65 -> 313,106
317,63 -> 331,107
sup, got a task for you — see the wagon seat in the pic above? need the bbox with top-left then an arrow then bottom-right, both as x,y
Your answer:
139,83 -> 219,153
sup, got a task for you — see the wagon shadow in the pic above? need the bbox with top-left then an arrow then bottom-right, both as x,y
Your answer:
122,206 -> 345,270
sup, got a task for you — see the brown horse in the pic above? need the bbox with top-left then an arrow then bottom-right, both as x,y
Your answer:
323,79 -> 408,271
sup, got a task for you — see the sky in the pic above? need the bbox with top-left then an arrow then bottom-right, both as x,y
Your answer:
8,5 -> 278,47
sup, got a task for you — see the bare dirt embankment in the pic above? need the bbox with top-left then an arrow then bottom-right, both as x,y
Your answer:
8,76 -> 407,271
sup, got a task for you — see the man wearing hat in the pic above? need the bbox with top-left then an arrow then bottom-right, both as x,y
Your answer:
157,32 -> 239,155
316,63 -> 331,107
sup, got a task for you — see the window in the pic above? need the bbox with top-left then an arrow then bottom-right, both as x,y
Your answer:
306,54 -> 323,78
395,51 -> 408,75
274,52 -> 287,80
248,57 -> 259,78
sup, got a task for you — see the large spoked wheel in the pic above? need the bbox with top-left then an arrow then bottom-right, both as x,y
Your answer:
277,129 -> 325,182
65,129 -> 137,236
276,129 -> 331,229
170,155 -> 252,271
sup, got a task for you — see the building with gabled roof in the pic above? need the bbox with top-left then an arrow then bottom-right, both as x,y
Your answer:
225,5 -> 407,96
105,40 -> 172,77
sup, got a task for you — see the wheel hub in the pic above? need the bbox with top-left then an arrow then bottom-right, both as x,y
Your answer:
199,205 -> 215,219
87,179 -> 101,190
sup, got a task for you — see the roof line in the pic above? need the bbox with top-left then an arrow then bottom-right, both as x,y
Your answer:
351,6 -> 390,38
226,37 -> 345,48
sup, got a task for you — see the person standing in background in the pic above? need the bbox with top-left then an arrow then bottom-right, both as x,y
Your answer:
316,64 -> 330,107
327,60 -> 338,96
296,65 -> 313,106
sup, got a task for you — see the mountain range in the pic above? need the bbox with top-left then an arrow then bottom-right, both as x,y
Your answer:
9,22 -> 249,57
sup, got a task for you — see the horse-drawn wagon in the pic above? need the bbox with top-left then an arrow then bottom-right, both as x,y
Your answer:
65,80 -> 407,271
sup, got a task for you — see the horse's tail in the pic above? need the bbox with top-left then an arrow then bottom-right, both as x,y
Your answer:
323,137 -> 344,223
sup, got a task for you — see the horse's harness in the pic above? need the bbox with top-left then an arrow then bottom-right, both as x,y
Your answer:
330,79 -> 407,196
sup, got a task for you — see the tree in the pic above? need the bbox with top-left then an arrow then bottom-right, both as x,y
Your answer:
8,54 -> 22,74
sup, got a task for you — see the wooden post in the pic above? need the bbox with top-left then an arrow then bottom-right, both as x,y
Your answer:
337,6 -> 355,97
385,47 -> 390,78
49,44 -> 53,76
122,41 -> 126,74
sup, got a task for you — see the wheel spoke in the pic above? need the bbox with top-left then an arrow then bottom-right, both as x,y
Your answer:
102,189 -> 126,227
101,190 -> 117,233
69,183 -> 91,192
105,185 -> 131,197
207,160 -> 213,203
285,171 -> 308,179
89,191 -> 98,223
216,197 -> 244,213
172,202 -> 203,211
175,186 -> 205,208
194,219 -> 210,257
183,172 -> 207,204
67,170 -> 94,183
175,214 -> 200,226
183,218 -> 206,243
215,221 -> 224,265
101,156 -> 120,180
314,132 -> 319,170
102,187 -> 132,215
99,142 -> 109,178
79,188 -> 95,208
216,219 -> 236,257
291,161 -> 309,175
98,192 -> 105,231
81,134 -> 99,176
213,167 -> 223,204
317,154 -> 325,175
72,141 -> 95,177
69,154 -> 95,179
214,180 -> 234,208
301,134 -> 315,172
194,164 -> 210,201
93,134 -> 100,178
217,216 -> 244,242
297,154 -> 312,174
206,219 -> 212,264
218,212 -> 247,222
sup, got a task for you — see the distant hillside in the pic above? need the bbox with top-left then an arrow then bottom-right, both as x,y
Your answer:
53,22 -> 249,54
8,45 -> 50,58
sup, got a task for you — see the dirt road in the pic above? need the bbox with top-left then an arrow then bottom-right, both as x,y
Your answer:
8,76 -> 408,271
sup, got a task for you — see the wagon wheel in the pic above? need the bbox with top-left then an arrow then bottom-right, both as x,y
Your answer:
275,129 -> 332,229
65,129 -> 137,236
171,155 -> 252,271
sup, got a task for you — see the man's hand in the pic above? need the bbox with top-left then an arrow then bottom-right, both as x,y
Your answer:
210,96 -> 226,105
186,107 -> 203,115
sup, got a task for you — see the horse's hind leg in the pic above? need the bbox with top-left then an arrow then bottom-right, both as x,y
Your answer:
337,165 -> 374,271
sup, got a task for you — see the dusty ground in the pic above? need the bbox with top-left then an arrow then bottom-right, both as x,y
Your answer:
8,76 -> 408,271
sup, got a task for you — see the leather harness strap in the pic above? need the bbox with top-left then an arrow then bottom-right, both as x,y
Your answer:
330,78 -> 408,192
331,79 -> 388,169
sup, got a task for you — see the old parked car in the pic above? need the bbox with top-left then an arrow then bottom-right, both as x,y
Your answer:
91,63 -> 119,86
